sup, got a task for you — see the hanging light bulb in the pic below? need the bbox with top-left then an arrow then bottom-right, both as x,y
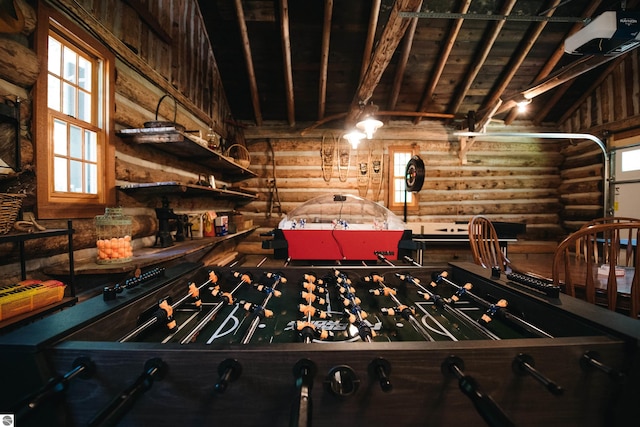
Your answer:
356,117 -> 383,139
516,97 -> 532,113
343,130 -> 366,149
356,101 -> 383,139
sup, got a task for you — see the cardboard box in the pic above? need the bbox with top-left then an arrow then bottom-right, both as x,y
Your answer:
214,215 -> 228,236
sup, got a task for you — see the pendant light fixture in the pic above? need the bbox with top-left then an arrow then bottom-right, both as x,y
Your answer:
343,130 -> 366,149
355,101 -> 383,139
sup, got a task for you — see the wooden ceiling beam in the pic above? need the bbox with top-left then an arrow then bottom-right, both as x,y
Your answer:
447,0 -> 517,116
475,0 -> 562,130
279,0 -> 295,126
346,0 -> 423,126
386,10 -> 419,112
502,0 -> 603,125
413,0 -> 471,125
360,0 -> 381,82
317,0 -> 333,120
233,0 -> 263,126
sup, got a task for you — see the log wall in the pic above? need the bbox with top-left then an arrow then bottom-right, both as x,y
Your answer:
559,49 -> 640,229
238,122 -> 565,257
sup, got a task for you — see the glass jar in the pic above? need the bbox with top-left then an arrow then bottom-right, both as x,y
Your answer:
95,207 -> 133,264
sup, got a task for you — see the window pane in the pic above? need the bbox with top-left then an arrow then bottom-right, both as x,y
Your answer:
621,149 -> 640,172
54,157 -> 68,191
53,119 -> 67,155
85,130 -> 97,161
69,125 -> 82,158
48,37 -> 61,75
78,56 -> 91,90
63,46 -> 76,83
69,160 -> 83,192
47,75 -> 61,111
85,163 -> 98,194
78,90 -> 91,122
63,82 -> 76,117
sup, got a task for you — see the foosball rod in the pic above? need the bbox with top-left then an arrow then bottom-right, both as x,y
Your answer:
334,269 -> 373,342
14,357 -> 96,422
119,271 -> 219,343
396,273 -> 500,341
441,356 -> 516,427
88,358 -> 167,427
240,272 -> 286,344
180,272 -> 253,345
433,271 -> 554,339
290,359 -> 316,427
366,274 -> 435,342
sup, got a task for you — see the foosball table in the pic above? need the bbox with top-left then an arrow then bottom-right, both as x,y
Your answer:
1,260 -> 638,427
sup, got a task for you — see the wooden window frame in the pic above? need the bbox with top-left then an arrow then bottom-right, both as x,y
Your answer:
34,3 -> 115,219
387,145 -> 419,212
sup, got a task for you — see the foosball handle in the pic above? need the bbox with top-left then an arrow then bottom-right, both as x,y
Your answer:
512,353 -> 563,396
215,358 -> 242,394
14,356 -> 96,421
88,358 -> 167,427
368,357 -> 393,393
290,358 -> 317,427
441,356 -> 515,427
580,351 -> 626,382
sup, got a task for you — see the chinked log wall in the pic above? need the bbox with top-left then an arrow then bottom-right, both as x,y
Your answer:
237,122 -> 565,258
559,49 -> 640,230
0,0 -> 239,276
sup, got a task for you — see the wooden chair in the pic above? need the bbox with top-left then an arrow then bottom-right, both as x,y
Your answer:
576,217 -> 640,265
553,221 -> 640,318
468,215 -> 510,272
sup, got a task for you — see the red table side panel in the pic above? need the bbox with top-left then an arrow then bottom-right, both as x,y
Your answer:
281,229 -> 405,260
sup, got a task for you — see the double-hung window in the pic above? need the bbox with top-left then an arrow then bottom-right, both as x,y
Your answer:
35,5 -> 114,218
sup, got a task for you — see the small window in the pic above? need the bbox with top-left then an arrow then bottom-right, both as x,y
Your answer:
388,146 -> 418,211
621,148 -> 640,172
35,5 -> 115,218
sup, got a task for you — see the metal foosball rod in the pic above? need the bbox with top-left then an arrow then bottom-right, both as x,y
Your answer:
580,350 -> 626,382
396,272 -> 500,341
214,358 -> 242,393
441,356 -> 516,427
333,269 -> 374,342
13,357 -> 96,422
432,271 -> 554,339
297,273 -> 333,343
88,358 -> 167,427
512,353 -> 564,396
119,271 -> 220,342
403,255 -> 422,267
364,273 -> 435,342
289,358 -> 316,427
181,271 -> 253,344
240,272 -> 286,344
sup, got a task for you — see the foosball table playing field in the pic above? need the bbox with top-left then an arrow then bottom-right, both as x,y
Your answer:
1,260 -> 638,427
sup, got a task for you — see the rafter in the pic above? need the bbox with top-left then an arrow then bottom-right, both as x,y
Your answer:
414,0 -> 471,125
475,0 -> 562,129
386,9 -> 419,113
279,0 -> 295,126
502,0 -> 603,125
233,0 -> 262,125
317,0 -> 333,120
447,0 -> 517,116
346,0 -> 423,125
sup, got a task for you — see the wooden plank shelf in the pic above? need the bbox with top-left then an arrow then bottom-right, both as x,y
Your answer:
44,227 -> 258,276
117,181 -> 258,200
116,127 -> 256,182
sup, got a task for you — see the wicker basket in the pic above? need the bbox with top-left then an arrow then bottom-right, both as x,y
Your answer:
0,193 -> 25,234
225,144 -> 251,168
